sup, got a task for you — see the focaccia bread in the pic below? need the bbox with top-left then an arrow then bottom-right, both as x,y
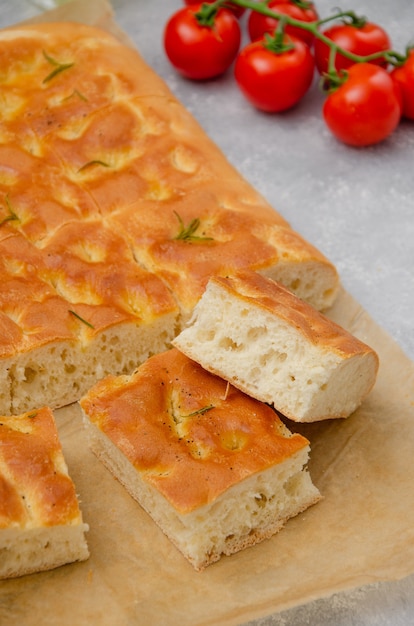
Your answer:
0,21 -> 339,415
173,271 -> 379,422
0,406 -> 89,579
80,348 -> 321,571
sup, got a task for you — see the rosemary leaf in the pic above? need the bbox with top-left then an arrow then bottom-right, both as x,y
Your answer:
43,50 -> 60,67
0,213 -> 18,227
68,310 -> 95,329
78,160 -> 110,173
63,89 -> 88,103
183,404 -> 215,417
173,211 -> 213,242
42,50 -> 74,83
0,194 -> 19,227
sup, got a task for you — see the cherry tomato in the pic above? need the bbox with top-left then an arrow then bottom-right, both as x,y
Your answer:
391,49 -> 414,120
183,0 -> 246,18
248,0 -> 319,47
323,63 -> 402,147
234,34 -> 315,112
164,4 -> 241,80
314,21 -> 391,75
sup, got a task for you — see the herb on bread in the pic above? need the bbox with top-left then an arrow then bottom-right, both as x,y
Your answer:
77,160 -> 110,173
68,310 -> 95,329
173,211 -> 213,242
42,50 -> 74,83
0,195 -> 19,227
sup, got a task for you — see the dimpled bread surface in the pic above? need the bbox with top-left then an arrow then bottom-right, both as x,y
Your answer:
0,21 -> 339,415
80,348 -> 321,571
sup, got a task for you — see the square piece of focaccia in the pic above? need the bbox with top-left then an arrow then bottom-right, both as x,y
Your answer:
0,21 -> 339,416
174,270 -> 379,422
0,406 -> 89,579
80,348 -> 321,571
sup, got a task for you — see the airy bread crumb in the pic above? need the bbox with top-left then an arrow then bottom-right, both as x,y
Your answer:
173,271 -> 379,422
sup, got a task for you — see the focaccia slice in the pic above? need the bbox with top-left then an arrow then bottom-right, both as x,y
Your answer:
80,348 -> 321,571
0,406 -> 89,579
173,271 -> 379,422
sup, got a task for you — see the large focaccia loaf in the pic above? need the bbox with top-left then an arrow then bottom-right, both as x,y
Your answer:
0,406 -> 89,579
0,21 -> 339,415
80,348 -> 321,571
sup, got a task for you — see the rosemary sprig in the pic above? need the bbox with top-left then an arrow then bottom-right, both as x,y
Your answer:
68,310 -> 95,329
77,160 -> 110,173
0,195 -> 19,227
173,211 -> 213,242
42,50 -> 74,84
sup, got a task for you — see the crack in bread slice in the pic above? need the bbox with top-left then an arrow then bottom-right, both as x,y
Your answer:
0,406 -> 89,579
173,271 -> 379,422
80,348 -> 321,571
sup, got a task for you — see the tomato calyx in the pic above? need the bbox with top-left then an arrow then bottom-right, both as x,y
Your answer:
193,1 -> 223,28
321,68 -> 348,94
262,17 -> 296,55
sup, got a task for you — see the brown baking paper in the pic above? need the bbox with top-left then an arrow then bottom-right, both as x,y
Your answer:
2,2 -> 414,625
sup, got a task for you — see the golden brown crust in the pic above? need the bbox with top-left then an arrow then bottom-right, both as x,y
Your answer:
109,198 -> 337,314
80,348 -> 310,514
0,406 -> 83,529
212,270 -> 378,359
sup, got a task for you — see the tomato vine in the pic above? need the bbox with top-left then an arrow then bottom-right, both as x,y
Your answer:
164,1 -> 414,146
212,0 -> 408,73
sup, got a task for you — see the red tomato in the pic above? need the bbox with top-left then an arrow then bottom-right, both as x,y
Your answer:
234,35 -> 315,112
314,22 -> 391,75
248,0 -> 319,47
323,63 -> 402,147
391,49 -> 414,120
183,0 -> 246,18
164,4 -> 241,80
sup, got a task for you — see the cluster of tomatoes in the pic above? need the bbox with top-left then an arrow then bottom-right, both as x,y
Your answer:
163,0 -> 414,147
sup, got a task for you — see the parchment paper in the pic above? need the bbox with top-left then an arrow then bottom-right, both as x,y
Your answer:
1,2 -> 414,625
